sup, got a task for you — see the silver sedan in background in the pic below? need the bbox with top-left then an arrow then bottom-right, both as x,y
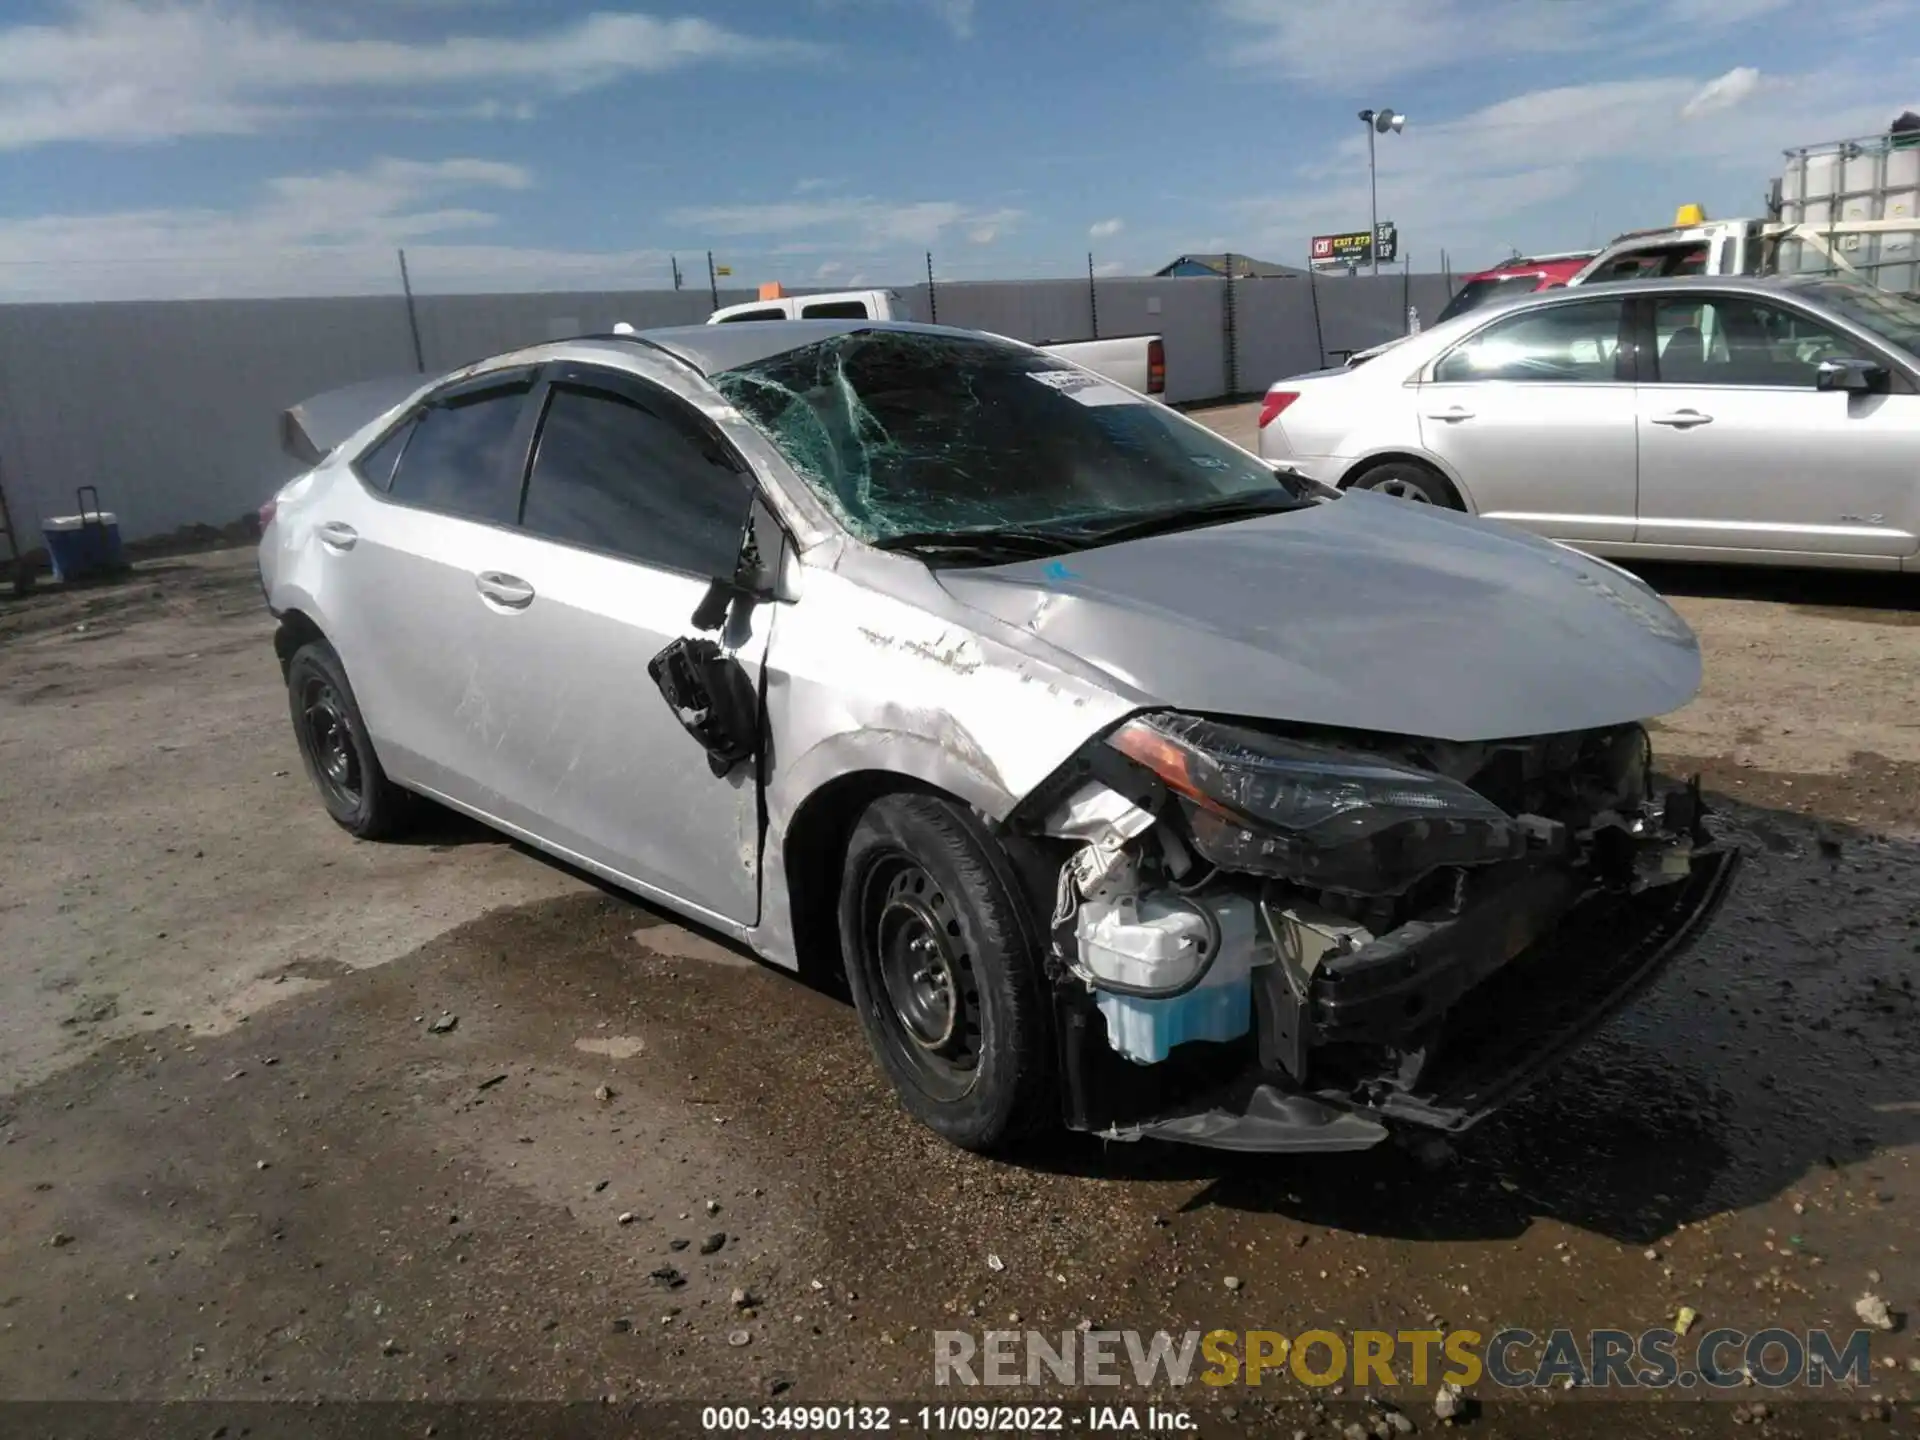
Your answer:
1257,275 -> 1920,570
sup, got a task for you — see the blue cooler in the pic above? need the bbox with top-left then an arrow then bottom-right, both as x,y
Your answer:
42,493 -> 126,582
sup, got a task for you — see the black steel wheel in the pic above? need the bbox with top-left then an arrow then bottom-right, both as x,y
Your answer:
284,640 -> 414,839
864,854 -> 985,1102
838,793 -> 1053,1152
299,672 -> 363,813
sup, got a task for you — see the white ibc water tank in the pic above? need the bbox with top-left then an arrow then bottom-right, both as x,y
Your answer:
1777,139 -> 1920,289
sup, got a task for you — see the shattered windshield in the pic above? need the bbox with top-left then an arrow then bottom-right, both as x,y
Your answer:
712,330 -> 1306,550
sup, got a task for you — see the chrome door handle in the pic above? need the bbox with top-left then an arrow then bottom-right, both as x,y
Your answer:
316,521 -> 358,551
1423,407 -> 1475,421
1650,409 -> 1713,428
474,571 -> 535,609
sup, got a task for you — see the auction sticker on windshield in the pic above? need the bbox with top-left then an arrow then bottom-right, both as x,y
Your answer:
1028,370 -> 1140,406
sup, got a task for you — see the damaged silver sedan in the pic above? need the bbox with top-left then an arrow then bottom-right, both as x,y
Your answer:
261,320 -> 1739,1155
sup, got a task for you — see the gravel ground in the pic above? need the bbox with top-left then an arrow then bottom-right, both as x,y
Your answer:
2,419 -> 1917,1436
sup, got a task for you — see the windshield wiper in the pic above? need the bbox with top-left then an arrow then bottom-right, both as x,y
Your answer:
1069,491 -> 1310,547
872,527 -> 1081,564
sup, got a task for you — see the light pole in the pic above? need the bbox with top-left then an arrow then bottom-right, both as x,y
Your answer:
1357,107 -> 1405,275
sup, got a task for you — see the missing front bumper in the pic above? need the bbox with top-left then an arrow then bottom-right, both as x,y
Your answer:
1062,845 -> 1741,1152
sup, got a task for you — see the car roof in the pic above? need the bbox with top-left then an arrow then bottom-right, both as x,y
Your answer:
586,318 -> 981,377
1466,254 -> 1592,280
1440,272 -> 1857,326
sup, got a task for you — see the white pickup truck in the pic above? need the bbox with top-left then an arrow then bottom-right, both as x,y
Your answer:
708,288 -> 1166,396
1570,130 -> 1920,294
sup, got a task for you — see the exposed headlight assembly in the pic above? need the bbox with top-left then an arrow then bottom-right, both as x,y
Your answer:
1108,712 -> 1523,896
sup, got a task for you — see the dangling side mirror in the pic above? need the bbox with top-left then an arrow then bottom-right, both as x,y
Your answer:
689,494 -> 784,632
647,638 -> 759,777
652,494 -> 787,777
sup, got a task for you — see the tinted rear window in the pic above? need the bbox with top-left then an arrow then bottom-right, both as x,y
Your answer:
387,388 -> 528,525
354,418 -> 414,492
1436,274 -> 1541,324
799,300 -> 872,319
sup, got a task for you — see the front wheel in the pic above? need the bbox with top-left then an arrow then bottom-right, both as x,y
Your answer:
838,794 -> 1054,1152
1349,460 -> 1461,508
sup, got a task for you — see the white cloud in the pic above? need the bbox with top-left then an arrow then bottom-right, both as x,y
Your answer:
1236,62 -> 1920,267
1088,217 -> 1124,240
669,197 -> 1021,249
931,0 -> 976,38
0,155 -> 693,299
1092,259 -> 1126,277
1682,65 -> 1763,118
1216,0 -> 1588,86
815,0 -> 975,39
0,1 -> 823,148
1214,0 -> 1815,88
1664,0 -> 1791,22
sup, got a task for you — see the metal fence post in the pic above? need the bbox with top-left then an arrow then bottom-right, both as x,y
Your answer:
926,251 -> 938,325
1309,266 -> 1326,370
1222,253 -> 1239,397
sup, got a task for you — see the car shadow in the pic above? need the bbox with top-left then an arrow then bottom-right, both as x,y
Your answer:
422,767 -> 1917,1250
1000,787 -> 1920,1246
472,824 -> 856,998
1630,560 -> 1919,618
383,803 -> 507,851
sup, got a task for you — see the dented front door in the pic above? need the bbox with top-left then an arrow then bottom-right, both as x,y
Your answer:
455,371 -> 771,926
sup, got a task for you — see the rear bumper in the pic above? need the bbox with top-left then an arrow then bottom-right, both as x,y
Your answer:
1065,845 -> 1741,1152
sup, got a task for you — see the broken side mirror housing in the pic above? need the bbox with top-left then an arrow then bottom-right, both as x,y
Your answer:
1815,356 -> 1886,393
647,637 -> 759,777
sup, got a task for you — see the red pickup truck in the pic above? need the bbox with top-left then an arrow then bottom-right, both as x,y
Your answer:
1435,250 -> 1598,324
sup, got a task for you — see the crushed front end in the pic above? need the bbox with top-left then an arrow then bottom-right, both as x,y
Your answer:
1022,713 -> 1741,1152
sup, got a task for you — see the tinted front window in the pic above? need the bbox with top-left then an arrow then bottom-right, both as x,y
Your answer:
1435,274 -> 1540,324
1433,300 -> 1626,383
387,389 -> 527,524
799,300 -> 871,319
520,385 -> 749,575
714,330 -> 1300,544
1651,295 -> 1865,386
718,308 -> 786,323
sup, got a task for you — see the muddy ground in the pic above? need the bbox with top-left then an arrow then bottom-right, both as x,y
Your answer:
2,429 -> 1918,1437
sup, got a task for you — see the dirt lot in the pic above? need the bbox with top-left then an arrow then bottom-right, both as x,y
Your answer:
3,430 -> 1918,1436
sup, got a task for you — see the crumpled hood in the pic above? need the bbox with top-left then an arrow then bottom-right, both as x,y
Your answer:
936,492 -> 1701,742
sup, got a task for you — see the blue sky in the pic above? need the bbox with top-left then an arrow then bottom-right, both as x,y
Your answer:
0,0 -> 1915,299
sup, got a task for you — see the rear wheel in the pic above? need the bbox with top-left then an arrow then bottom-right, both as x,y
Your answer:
838,794 -> 1053,1152
1350,460 -> 1461,508
285,641 -> 414,840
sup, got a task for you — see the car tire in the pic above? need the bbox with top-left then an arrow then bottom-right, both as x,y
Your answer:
1349,460 -> 1461,508
838,793 -> 1054,1153
285,641 -> 414,840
